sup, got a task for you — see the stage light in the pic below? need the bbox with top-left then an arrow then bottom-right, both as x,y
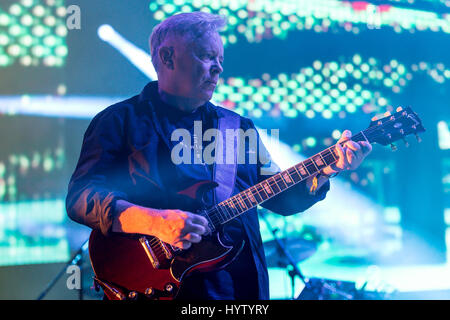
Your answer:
0,34 -> 9,46
0,54 -> 10,66
305,137 -> 317,148
346,104 -> 357,113
322,109 -> 333,119
55,45 -> 67,57
7,44 -> 22,57
337,96 -> 348,106
332,129 -> 341,139
330,103 -> 341,112
305,110 -> 315,119
354,97 -> 364,106
338,82 -> 347,91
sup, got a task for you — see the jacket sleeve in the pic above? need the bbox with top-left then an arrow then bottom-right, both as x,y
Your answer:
251,121 -> 330,216
65,106 -> 130,236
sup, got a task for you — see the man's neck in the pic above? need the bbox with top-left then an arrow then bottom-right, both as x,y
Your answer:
157,87 -> 205,113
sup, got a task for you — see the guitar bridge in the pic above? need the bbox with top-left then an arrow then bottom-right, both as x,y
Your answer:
139,237 -> 160,269
160,241 -> 173,259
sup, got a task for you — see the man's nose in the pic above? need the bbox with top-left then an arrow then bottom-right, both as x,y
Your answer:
211,59 -> 223,75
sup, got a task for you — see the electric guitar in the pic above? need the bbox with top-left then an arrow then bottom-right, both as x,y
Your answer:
89,106 -> 425,300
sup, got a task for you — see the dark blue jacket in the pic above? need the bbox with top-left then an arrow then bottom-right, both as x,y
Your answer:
66,81 -> 329,299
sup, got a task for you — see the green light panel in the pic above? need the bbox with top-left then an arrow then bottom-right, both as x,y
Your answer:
212,56 -> 449,120
0,0 -> 68,67
0,199 -> 70,266
149,0 -> 450,46
438,121 -> 450,150
0,147 -> 65,202
389,0 -> 449,7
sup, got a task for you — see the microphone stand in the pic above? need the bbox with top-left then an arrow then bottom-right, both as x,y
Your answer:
36,238 -> 89,300
260,211 -> 311,299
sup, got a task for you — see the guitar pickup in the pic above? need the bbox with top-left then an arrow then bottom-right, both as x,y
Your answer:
139,237 -> 160,269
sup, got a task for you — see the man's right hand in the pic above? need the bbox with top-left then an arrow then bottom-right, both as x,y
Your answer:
152,209 -> 211,249
112,200 -> 210,249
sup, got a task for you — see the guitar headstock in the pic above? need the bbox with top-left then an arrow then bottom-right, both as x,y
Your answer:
365,107 -> 425,148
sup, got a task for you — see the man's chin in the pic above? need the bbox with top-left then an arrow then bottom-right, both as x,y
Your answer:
197,91 -> 214,103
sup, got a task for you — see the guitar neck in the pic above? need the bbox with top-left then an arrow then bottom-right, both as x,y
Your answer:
206,130 -> 370,227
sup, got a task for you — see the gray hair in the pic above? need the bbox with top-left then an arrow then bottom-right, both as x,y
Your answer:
149,11 -> 227,72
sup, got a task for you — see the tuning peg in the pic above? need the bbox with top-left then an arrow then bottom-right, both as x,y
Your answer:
390,143 -> 397,151
384,111 -> 391,117
396,106 -> 403,112
371,115 -> 379,121
415,134 -> 422,143
402,138 -> 409,147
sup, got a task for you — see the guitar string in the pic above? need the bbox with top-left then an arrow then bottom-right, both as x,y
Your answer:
207,132 -> 362,225
205,116 -> 417,226
148,114 -> 418,251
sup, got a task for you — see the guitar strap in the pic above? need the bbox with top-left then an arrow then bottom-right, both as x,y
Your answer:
213,108 -> 241,204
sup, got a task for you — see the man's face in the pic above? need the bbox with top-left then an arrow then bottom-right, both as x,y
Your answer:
168,31 -> 224,103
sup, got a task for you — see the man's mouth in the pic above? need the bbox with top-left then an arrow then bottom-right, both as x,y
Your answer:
205,81 -> 217,87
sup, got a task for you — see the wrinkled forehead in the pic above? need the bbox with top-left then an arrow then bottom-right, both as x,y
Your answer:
194,33 -> 224,54
172,31 -> 223,55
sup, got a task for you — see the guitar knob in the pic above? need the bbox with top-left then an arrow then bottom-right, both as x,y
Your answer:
145,287 -> 155,298
390,144 -> 397,151
165,283 -> 174,293
128,291 -> 138,300
415,134 -> 422,143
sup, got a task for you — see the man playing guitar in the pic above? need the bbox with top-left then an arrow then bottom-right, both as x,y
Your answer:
66,11 -> 372,300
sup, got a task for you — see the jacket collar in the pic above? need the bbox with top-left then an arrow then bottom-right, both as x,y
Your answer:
138,81 -> 222,118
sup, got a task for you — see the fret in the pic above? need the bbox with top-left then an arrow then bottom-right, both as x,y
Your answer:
214,204 -> 224,221
257,182 -> 270,199
276,173 -> 288,188
262,181 -> 274,196
229,197 -> 239,213
304,159 -> 318,174
236,195 -> 247,212
296,163 -> 309,178
218,203 -> 230,221
322,148 -> 336,165
226,199 -> 238,215
251,186 -> 264,203
241,193 -> 252,209
246,190 -> 257,205
269,176 -> 281,193
281,171 -> 294,186
288,167 -> 302,183
312,154 -> 327,170
234,194 -> 248,211
330,146 -> 338,160
203,210 -> 218,229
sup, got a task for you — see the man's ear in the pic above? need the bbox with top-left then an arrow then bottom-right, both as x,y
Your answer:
159,46 -> 174,70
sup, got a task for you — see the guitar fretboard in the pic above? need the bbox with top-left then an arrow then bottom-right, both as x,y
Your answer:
205,131 -> 369,228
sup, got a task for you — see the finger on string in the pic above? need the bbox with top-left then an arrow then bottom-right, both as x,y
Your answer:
360,141 -> 372,155
335,143 -> 348,169
186,223 -> 207,236
346,149 -> 356,168
338,130 -> 352,143
191,213 -> 209,227
174,240 -> 191,250
184,233 -> 202,243
345,141 -> 361,152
